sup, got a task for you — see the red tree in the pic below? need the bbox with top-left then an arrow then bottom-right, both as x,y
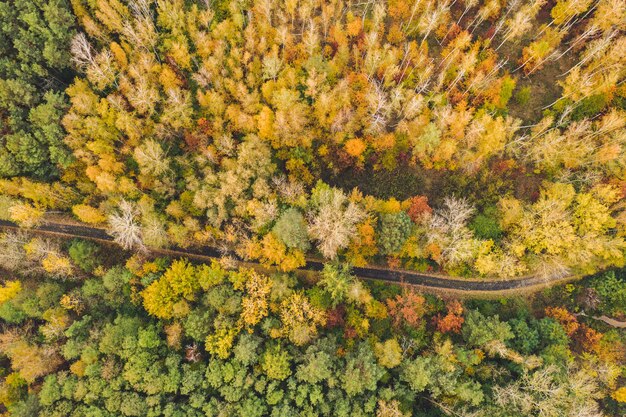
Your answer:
433,300 -> 465,334
407,196 -> 433,223
386,289 -> 426,328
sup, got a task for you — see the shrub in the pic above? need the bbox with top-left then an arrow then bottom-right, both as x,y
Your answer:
498,76 -> 516,108
515,86 -> 531,105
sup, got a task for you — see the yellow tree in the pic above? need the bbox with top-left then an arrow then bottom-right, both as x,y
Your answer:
72,204 -> 107,224
142,259 -> 198,319
240,271 -> 273,327
0,281 -> 21,304
0,332 -> 63,383
9,202 -> 44,228
274,293 -> 326,346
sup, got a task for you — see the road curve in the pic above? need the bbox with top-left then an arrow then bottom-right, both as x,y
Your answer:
0,220 -> 580,294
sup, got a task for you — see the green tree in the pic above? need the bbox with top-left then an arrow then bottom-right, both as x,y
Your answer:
67,239 -> 100,272
341,343 -> 385,396
261,344 -> 292,381
378,212 -> 413,255
469,207 -> 502,240
0,0 -> 75,178
272,208 -> 310,251
401,356 -> 432,393
462,310 -> 514,348
318,263 -> 355,307
296,344 -> 334,384
508,318 -> 540,355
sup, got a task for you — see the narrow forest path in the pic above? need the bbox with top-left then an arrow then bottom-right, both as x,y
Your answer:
575,312 -> 626,329
0,219 -> 583,297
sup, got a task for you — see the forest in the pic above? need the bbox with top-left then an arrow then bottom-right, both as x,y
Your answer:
0,236 -> 625,416
0,0 -> 625,415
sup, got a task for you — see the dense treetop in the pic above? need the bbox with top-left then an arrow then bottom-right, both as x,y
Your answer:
0,0 -> 76,178
2,1 -> 626,416
1,0 -> 625,279
0,237 -> 624,416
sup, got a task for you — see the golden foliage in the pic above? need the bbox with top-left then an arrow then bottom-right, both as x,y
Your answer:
241,272 -> 273,327
0,281 -> 21,305
277,293 -> 326,346
72,204 -> 107,224
0,332 -> 62,383
9,202 -> 44,228
42,254 -> 73,276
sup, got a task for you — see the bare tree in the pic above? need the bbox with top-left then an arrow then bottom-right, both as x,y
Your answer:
70,33 -> 95,69
71,33 -> 116,88
428,197 -> 478,266
0,232 -> 30,271
308,187 -> 365,259
534,255 -> 571,281
493,364 -> 604,417
108,200 -> 145,251
273,175 -> 305,204
134,139 -> 170,176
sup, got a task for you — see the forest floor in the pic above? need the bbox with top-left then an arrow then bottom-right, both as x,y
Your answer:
323,163 -> 439,201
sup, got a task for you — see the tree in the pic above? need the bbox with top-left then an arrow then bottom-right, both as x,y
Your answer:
400,356 -> 432,393
0,332 -> 63,383
71,204 -> 107,224
427,197 -> 478,267
256,233 -> 306,272
240,271 -> 272,327
551,0 -> 594,25
296,343 -> 334,384
374,339 -> 403,368
108,200 -> 144,251
386,288 -> 426,329
378,212 -> 413,255
498,182 -> 625,277
205,326 -> 239,360
307,183 -> 365,259
0,372 -> 28,409
509,318 -> 540,355
275,293 -> 326,346
406,196 -> 432,223
41,253 -> 73,277
346,219 -> 378,267
142,259 -> 199,319
544,306 -> 579,337
469,207 -> 502,240
68,239 -> 99,272
261,344 -> 292,380
318,263 -> 355,307
0,280 -> 21,304
133,139 -> 170,177
0,0 -> 75,179
494,364 -> 604,417
433,300 -> 465,334
342,342 -> 385,396
613,387 -> 626,403
462,310 -> 514,349
272,208 -> 310,252
8,202 -> 44,228
376,400 -> 409,417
